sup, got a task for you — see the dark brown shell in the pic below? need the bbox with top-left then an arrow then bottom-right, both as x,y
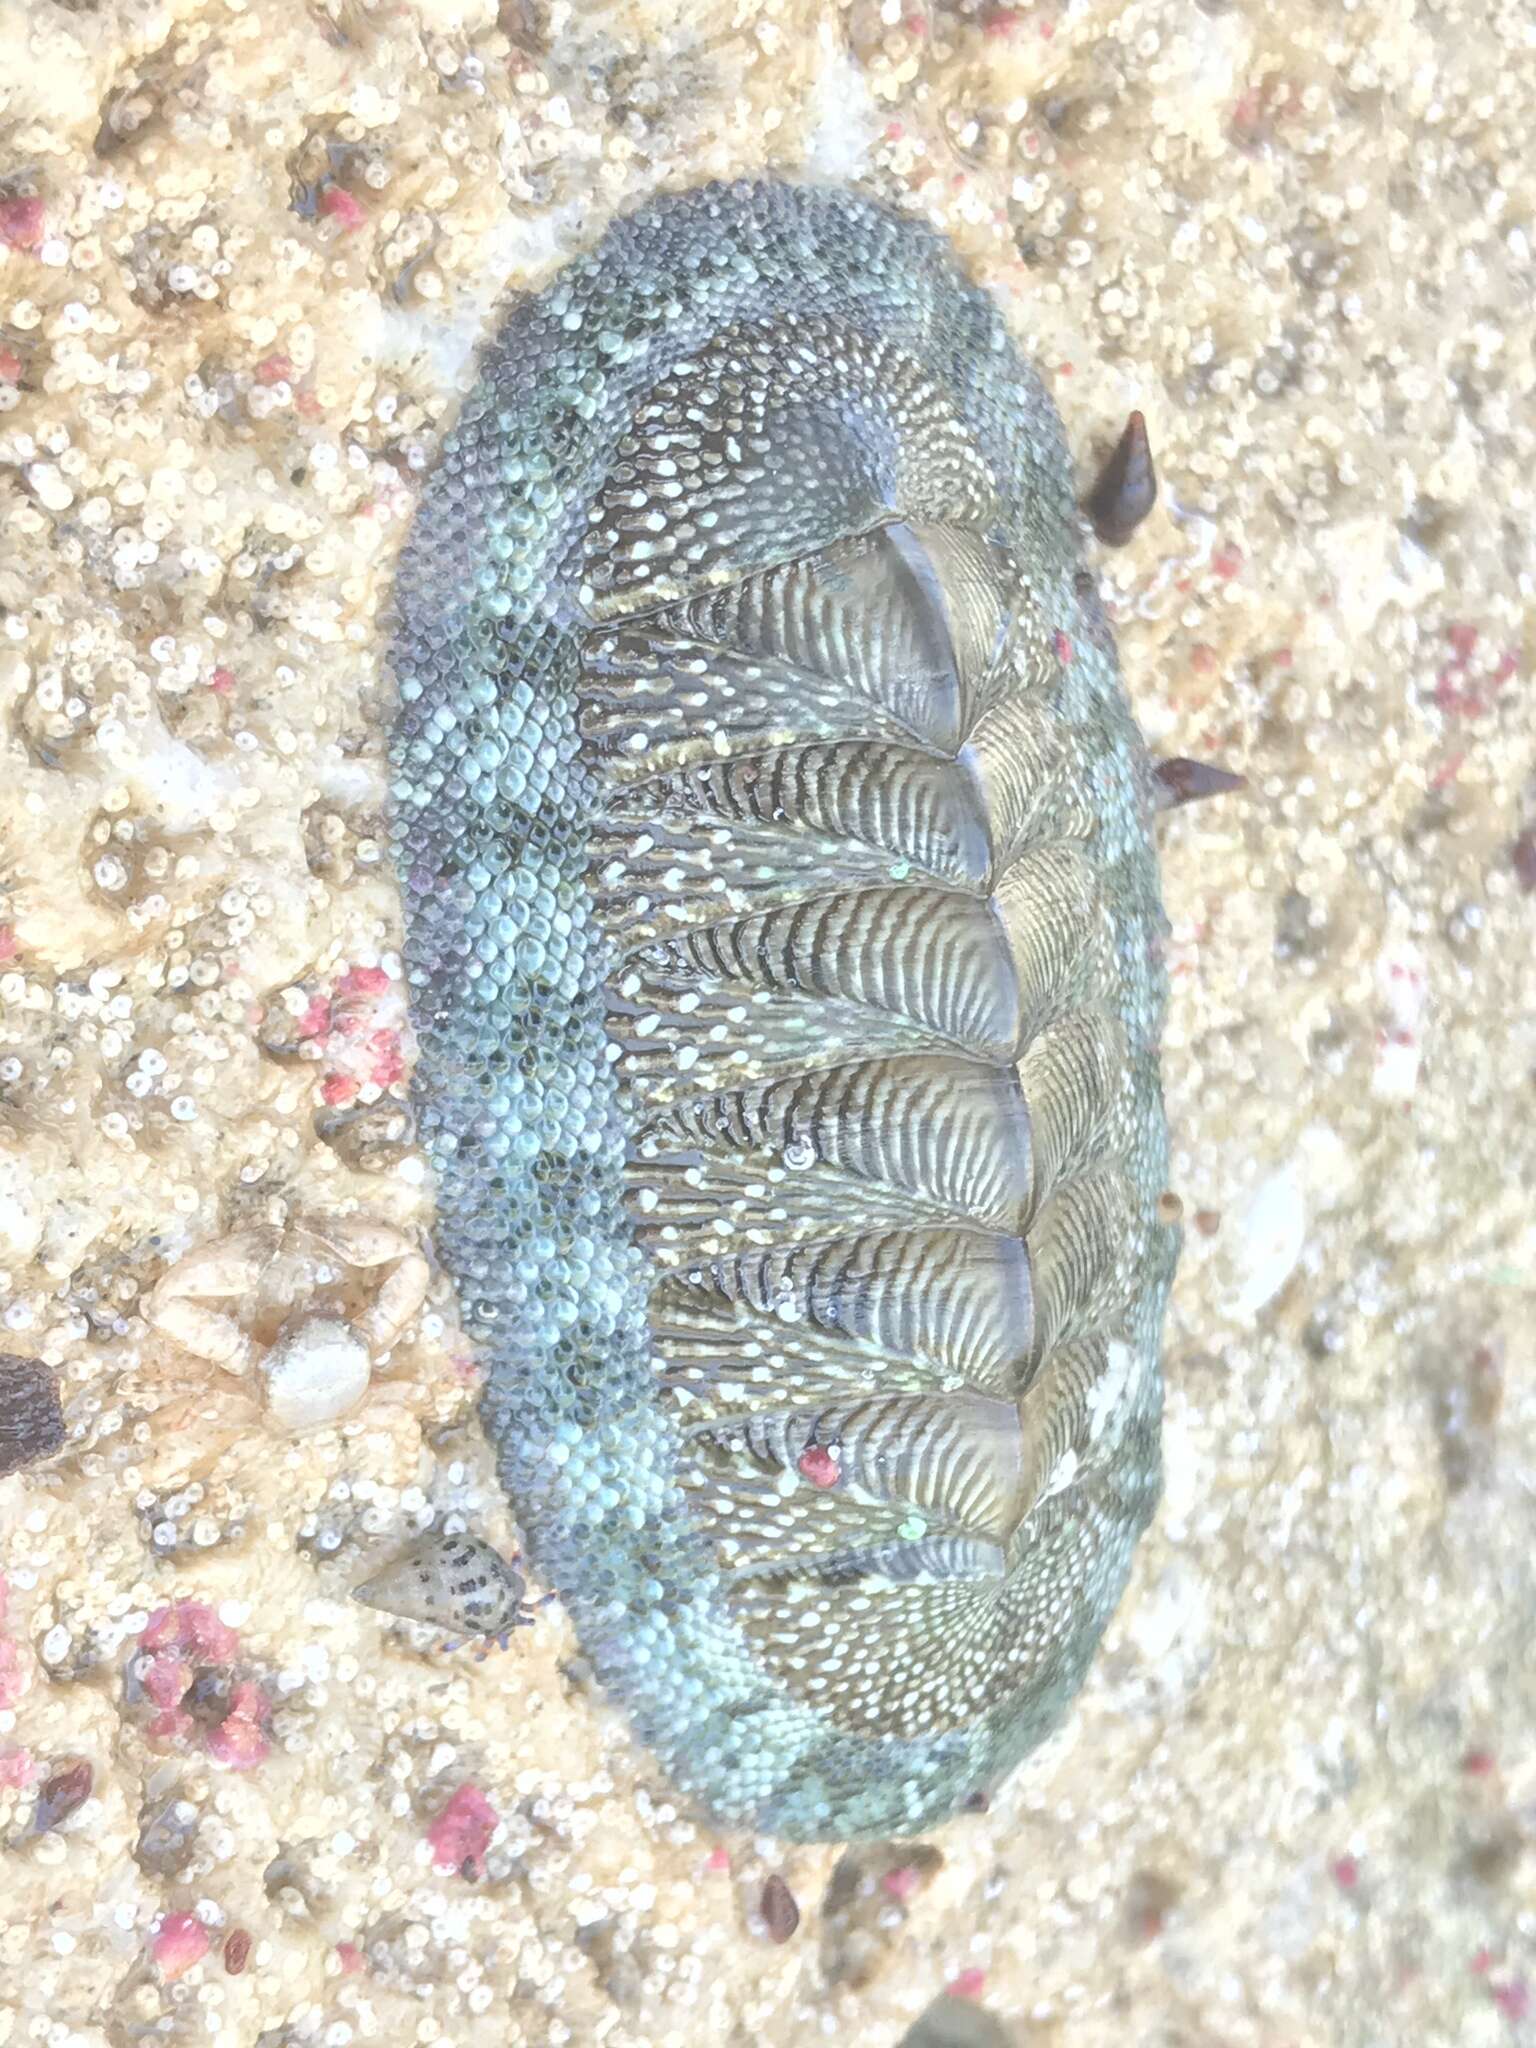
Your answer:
0,1355 -> 65,1477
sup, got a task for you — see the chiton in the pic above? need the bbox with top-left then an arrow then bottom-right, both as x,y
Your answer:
389,179 -> 1177,1839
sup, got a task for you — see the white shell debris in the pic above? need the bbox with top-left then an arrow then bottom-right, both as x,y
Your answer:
258,1316 -> 372,1432
1227,1164 -> 1308,1320
1371,939 -> 1429,1103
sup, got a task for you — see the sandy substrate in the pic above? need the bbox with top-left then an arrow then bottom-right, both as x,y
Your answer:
0,2 -> 1532,2044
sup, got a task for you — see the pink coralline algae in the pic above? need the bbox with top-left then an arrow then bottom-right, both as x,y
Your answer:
134,1603 -> 271,1769
1211,542 -> 1244,580
1491,1980 -> 1531,2023
336,966 -> 392,999
294,994 -> 331,1043
0,197 -> 45,250
143,1599 -> 240,1662
300,965 -> 407,1106
152,1912 -> 211,1981
319,185 -> 367,232
796,1446 -> 840,1489
1434,623 -> 1521,717
204,1681 -> 272,1769
427,1783 -> 498,1876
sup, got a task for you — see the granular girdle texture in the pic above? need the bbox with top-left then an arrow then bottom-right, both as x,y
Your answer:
389,179 -> 1177,1839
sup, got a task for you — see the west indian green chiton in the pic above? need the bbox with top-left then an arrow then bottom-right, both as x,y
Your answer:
388,179 -> 1178,1841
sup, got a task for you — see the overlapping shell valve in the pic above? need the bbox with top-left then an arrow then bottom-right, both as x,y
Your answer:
574,328 -> 1158,1741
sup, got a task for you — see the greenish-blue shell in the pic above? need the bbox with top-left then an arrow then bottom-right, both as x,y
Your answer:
389,179 -> 1176,1840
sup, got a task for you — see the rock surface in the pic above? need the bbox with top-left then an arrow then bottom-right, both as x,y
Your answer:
0,3 -> 1531,2045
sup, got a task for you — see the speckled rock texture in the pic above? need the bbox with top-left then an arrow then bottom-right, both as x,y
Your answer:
0,2 -> 1532,2046
390,175 -> 1176,1841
